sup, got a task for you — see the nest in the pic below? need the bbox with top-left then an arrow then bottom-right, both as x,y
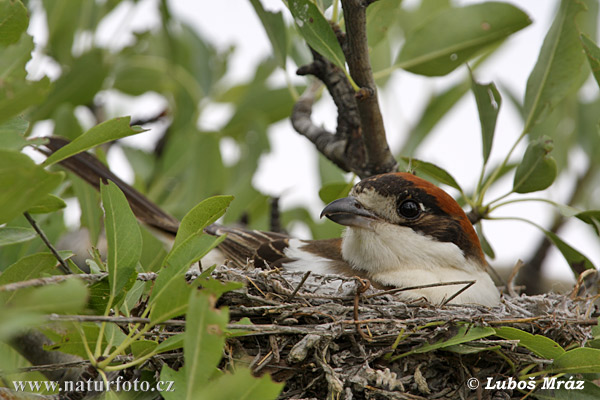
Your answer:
202,264 -> 597,400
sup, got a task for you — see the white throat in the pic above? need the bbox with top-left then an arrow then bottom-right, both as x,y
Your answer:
341,225 -> 499,306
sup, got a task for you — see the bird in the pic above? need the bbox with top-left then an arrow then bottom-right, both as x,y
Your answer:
207,172 -> 500,306
44,137 -> 500,306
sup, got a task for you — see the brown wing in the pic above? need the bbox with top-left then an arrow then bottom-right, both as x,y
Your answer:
205,224 -> 296,268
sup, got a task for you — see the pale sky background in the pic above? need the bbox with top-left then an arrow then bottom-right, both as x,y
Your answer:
27,0 -> 600,283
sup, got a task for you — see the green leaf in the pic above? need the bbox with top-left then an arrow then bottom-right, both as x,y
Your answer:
0,253 -> 59,304
196,368 -> 283,400
155,333 -> 184,354
172,195 -> 233,250
575,210 -> 600,236
250,0 -> 287,68
512,136 -> 557,193
367,0 -> 402,48
541,228 -> 596,275
523,0 -> 587,133
71,174 -> 102,245
27,194 -> 67,214
149,273 -> 192,324
396,2 -> 531,76
443,343 -> 501,354
551,348 -> 600,373
29,49 -> 109,121
0,77 -> 50,124
0,0 -> 28,46
0,150 -> 63,224
581,34 -> 600,88
0,34 -> 34,81
184,290 -> 230,396
287,0 -> 346,70
401,80 -> 471,155
13,278 -> 88,314
100,181 -> 142,300
130,340 -> 158,359
475,222 -> 495,259
44,117 -> 145,166
470,74 -> 501,164
401,157 -> 463,192
395,325 -> 495,359
494,326 -> 565,359
318,181 -> 354,204
0,227 -> 36,246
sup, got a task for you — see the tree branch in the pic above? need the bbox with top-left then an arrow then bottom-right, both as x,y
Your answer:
341,0 -> 397,176
291,2 -> 397,178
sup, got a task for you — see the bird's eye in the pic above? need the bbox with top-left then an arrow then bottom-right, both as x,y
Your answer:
398,200 -> 421,219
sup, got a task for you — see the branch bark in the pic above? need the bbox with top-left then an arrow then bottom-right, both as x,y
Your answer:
341,0 -> 397,175
291,1 -> 398,178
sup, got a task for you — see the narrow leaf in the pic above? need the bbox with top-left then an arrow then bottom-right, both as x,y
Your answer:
512,136 -> 557,193
475,222 -> 495,259
397,2 -> 531,76
44,117 -> 145,166
100,181 -> 142,299
402,80 -> 471,155
250,0 -> 287,68
542,228 -> 596,275
470,74 -> 501,164
401,157 -> 463,192
494,327 -> 565,359
184,290 -> 230,395
523,0 -> 587,133
396,326 -> 495,359
575,210 -> 600,236
288,0 -> 346,70
581,33 -> 600,88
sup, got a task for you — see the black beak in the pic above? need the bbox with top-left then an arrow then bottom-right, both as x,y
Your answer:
320,197 -> 380,230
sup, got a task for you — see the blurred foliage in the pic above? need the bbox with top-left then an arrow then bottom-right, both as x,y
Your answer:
1,0 -> 600,396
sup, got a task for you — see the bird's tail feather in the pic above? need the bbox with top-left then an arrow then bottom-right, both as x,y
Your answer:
43,136 -> 180,235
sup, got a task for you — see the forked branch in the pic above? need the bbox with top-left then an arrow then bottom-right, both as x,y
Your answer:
291,0 -> 397,179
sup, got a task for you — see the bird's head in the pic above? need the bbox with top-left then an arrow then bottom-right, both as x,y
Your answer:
320,172 -> 485,272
